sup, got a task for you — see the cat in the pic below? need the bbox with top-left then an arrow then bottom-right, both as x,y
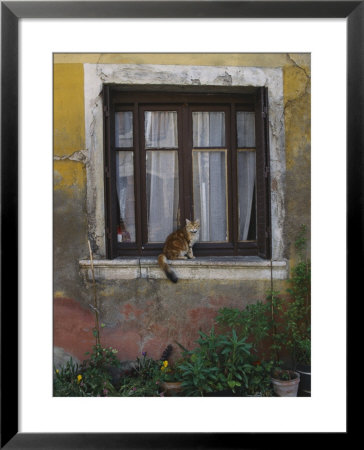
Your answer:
158,219 -> 200,283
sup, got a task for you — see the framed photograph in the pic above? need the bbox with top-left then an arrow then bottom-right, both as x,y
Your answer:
1,1 -> 359,448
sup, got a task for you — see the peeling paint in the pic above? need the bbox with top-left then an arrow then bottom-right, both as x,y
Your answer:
214,71 -> 232,85
54,149 -> 88,164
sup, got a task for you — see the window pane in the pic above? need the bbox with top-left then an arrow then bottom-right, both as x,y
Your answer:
237,112 -> 255,147
116,151 -> 136,242
115,111 -> 133,147
145,111 -> 178,148
238,151 -> 256,241
193,151 -> 227,242
193,112 -> 225,147
146,151 -> 179,242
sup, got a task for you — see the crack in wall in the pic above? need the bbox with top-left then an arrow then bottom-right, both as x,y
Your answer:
286,54 -> 311,80
284,54 -> 310,113
54,149 -> 88,163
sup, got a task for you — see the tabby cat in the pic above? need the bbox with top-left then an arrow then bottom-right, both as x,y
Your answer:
158,219 -> 200,283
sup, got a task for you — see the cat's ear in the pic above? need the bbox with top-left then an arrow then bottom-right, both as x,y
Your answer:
195,219 -> 200,225
185,218 -> 191,224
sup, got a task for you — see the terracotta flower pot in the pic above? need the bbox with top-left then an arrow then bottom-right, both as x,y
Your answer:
161,381 -> 183,396
271,371 -> 300,397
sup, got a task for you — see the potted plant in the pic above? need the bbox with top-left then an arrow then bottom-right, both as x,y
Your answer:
270,368 -> 300,397
159,359 -> 184,396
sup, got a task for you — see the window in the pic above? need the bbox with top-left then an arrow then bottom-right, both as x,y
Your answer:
103,87 -> 271,259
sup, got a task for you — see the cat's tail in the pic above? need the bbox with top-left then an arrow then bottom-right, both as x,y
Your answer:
158,254 -> 178,283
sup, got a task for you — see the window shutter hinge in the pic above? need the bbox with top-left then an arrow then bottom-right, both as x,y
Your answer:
105,167 -> 110,178
265,227 -> 271,239
262,106 -> 268,119
106,228 -> 112,240
264,166 -> 270,178
104,105 -> 110,117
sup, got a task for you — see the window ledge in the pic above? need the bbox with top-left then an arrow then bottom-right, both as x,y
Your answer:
79,256 -> 288,281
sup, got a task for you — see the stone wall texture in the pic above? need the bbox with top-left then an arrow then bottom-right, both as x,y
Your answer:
53,53 -> 310,365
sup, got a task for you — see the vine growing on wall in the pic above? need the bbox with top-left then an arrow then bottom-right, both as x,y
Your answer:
269,224 -> 311,368
88,240 -> 101,347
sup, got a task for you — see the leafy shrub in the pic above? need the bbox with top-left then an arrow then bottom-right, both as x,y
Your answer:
54,345 -> 120,397
175,328 -> 258,396
132,352 -> 160,380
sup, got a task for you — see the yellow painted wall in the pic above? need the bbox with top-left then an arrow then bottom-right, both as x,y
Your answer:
53,52 -> 310,70
54,62 -> 86,198
54,63 -> 85,155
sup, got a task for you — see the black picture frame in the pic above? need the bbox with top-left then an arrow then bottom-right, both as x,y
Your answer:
1,1 -> 358,448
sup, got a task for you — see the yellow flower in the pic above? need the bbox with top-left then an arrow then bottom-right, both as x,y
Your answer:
56,369 -> 59,374
77,374 -> 82,383
163,360 -> 168,368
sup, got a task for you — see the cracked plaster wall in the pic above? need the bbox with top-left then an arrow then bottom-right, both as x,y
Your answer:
53,54 -> 310,363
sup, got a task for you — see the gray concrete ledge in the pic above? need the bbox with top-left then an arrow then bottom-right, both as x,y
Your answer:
79,257 -> 288,281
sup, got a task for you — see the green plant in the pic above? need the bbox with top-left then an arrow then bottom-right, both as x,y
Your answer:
272,368 -> 299,381
215,225 -> 311,381
133,352 -> 160,380
216,301 -> 271,358
177,352 -> 220,396
175,328 -> 255,396
53,358 -> 85,397
276,225 -> 311,369
54,345 -> 121,397
294,336 -> 311,366
159,359 -> 184,383
117,348 -> 177,397
245,360 -> 274,396
117,375 -> 162,397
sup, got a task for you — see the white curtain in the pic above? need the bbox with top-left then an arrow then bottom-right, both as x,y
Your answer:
146,151 -> 179,242
236,112 -> 256,240
237,111 -> 255,147
194,151 -> 227,241
193,112 -> 225,147
145,111 -> 178,148
115,111 -> 133,147
145,111 -> 179,242
238,151 -> 256,240
192,111 -> 227,242
116,151 -> 136,241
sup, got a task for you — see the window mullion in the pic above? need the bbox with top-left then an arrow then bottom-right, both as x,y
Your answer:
138,105 -> 148,253
133,102 -> 143,256
230,103 -> 238,255
183,104 -> 193,221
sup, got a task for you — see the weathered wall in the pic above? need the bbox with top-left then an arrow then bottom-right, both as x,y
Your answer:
53,53 -> 310,364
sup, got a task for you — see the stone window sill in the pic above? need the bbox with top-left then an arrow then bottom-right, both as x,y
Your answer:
79,256 -> 288,281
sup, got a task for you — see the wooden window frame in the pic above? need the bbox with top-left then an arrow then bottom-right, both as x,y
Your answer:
103,86 -> 271,259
